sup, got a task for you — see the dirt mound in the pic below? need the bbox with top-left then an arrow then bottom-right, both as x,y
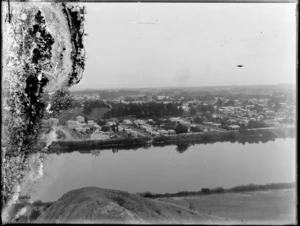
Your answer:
35,187 -> 224,223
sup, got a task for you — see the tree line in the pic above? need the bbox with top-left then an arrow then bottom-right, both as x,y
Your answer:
103,102 -> 184,119
83,100 -> 111,115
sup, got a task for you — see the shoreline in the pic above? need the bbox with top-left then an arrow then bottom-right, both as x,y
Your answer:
138,182 -> 296,199
49,126 -> 295,152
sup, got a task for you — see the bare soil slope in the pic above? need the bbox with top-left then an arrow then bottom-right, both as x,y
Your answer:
36,187 -> 230,224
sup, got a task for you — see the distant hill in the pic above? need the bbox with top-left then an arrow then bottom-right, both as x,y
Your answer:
70,83 -> 296,96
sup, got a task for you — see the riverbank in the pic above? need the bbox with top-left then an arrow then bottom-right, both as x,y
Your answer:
160,188 -> 296,224
138,182 -> 296,199
48,126 -> 295,152
152,126 -> 295,144
49,136 -> 151,152
11,183 -> 296,224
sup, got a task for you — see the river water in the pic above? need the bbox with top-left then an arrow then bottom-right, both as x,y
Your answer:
21,138 -> 296,202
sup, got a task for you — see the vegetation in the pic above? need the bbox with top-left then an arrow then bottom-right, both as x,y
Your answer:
174,123 -> 188,134
138,182 -> 295,199
49,90 -> 74,117
83,100 -> 110,115
104,102 -> 183,119
49,137 -> 152,152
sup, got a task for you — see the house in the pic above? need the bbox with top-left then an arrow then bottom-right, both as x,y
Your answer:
76,116 -> 85,123
80,122 -> 87,127
212,113 -> 223,119
48,118 -> 59,126
153,131 -> 160,136
228,119 -> 237,124
124,128 -> 138,138
158,95 -> 169,100
91,130 -> 110,140
180,121 -> 191,128
168,129 -> 176,135
107,121 -> 116,127
181,105 -> 190,112
123,119 -> 132,124
266,110 -> 275,117
77,132 -> 90,140
212,123 -> 221,128
87,120 -> 95,126
75,127 -> 87,133
228,125 -> 240,130
257,115 -> 265,120
157,129 -> 169,136
66,120 -> 78,129
169,117 -> 181,122
135,119 -> 146,125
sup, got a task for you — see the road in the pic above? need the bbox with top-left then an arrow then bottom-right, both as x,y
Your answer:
56,126 -> 79,141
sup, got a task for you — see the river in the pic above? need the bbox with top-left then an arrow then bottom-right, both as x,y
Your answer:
20,138 -> 296,202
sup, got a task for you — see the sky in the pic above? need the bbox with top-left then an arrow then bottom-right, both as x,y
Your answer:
72,3 -> 297,90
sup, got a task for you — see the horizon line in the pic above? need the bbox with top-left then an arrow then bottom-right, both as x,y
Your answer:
70,83 -> 296,91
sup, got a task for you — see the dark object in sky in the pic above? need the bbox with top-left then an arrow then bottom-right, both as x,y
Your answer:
237,65 -> 244,67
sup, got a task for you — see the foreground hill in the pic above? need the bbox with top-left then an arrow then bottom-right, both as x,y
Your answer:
35,187 -> 231,224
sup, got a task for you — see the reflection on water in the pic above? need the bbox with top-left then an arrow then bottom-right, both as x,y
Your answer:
21,138 -> 296,202
176,143 -> 191,153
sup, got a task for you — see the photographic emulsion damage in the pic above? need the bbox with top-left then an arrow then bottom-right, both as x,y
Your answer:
1,0 -> 297,224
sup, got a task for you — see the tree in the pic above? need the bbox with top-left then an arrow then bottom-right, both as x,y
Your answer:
101,125 -> 109,132
97,120 -> 107,126
189,107 -> 197,116
175,123 -> 188,134
49,89 -> 74,117
191,126 -> 201,132
224,99 -> 235,106
216,98 -> 223,106
176,143 -> 190,153
193,116 -> 203,124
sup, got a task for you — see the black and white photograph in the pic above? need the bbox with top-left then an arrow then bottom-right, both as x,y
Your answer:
1,0 -> 297,224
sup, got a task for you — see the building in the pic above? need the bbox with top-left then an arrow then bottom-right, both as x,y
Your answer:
107,121 -> 116,127
168,129 -> 176,135
76,132 -> 90,140
66,120 -> 78,129
75,126 -> 87,133
135,119 -> 146,125
257,115 -> 265,120
123,119 -> 132,124
266,110 -> 275,118
87,120 -> 95,126
228,125 -> 240,130
76,116 -> 85,123
158,129 -> 169,135
91,130 -> 110,140
124,128 -> 138,138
